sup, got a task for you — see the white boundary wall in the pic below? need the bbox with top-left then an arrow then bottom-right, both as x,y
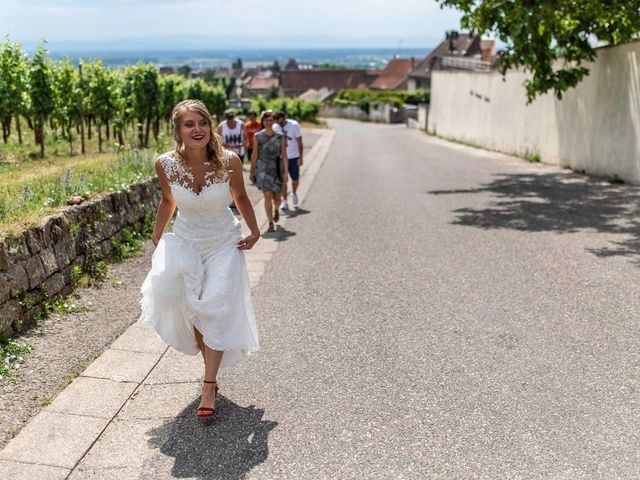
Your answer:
428,40 -> 640,183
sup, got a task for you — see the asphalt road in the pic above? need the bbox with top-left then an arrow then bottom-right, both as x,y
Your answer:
221,119 -> 640,479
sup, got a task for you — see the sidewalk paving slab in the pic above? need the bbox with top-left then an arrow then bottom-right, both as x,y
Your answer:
0,460 -> 71,480
80,348 -> 162,383
144,348 -> 203,385
0,411 -> 108,468
71,417 -> 168,474
118,382 -> 201,420
110,322 -> 168,354
45,376 -> 137,419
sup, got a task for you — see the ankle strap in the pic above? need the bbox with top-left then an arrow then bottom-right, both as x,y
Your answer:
203,380 -> 217,384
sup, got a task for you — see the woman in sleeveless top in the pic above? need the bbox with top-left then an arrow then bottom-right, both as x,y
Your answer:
250,110 -> 288,232
140,100 -> 260,419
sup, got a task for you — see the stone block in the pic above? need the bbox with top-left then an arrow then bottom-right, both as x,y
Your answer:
25,226 -> 46,255
43,273 -> 65,298
44,215 -> 70,243
98,196 -> 114,214
0,300 -> 22,333
0,324 -> 14,340
40,247 -> 59,277
7,263 -> 29,296
101,217 -> 119,238
53,238 -> 75,270
25,256 -> 46,289
0,274 -> 10,303
98,239 -> 112,258
111,191 -> 129,217
0,242 -> 9,271
6,234 -> 30,261
82,202 -> 99,224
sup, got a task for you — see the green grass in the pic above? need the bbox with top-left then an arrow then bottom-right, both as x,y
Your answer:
111,229 -> 144,261
0,148 -> 157,238
525,152 -> 541,163
0,124 -> 171,238
0,338 -> 32,380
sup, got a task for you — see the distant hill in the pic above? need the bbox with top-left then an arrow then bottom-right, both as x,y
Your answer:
22,34 -> 438,52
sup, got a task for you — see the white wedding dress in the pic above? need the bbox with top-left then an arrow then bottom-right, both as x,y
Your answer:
139,150 -> 259,367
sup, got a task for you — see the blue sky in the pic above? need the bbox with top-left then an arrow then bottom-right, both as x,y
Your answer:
0,0 -> 463,46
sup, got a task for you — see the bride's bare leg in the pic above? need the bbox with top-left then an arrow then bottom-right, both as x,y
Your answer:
199,345 -> 224,412
194,328 -> 205,364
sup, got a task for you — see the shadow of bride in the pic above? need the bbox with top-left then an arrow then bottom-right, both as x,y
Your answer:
146,396 -> 278,480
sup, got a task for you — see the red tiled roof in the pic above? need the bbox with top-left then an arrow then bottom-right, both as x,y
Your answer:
369,58 -> 414,90
247,77 -> 279,90
410,33 -> 482,79
280,70 -> 372,94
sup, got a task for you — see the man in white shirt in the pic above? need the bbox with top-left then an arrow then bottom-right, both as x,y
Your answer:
218,111 -> 247,159
274,111 -> 303,210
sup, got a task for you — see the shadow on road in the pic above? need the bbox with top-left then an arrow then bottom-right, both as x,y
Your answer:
262,225 -> 297,242
146,396 -> 278,479
284,207 -> 312,219
429,172 -> 640,261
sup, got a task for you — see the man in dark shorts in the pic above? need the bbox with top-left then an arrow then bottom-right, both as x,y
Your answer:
274,111 -> 303,210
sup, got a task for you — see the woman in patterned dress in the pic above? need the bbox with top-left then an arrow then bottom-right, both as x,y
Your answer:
249,110 -> 288,232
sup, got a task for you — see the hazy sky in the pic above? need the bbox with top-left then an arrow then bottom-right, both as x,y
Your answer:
0,0 -> 463,44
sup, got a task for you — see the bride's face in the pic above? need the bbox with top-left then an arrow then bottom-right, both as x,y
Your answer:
179,111 -> 210,149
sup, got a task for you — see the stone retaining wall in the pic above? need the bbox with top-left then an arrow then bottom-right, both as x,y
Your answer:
0,178 -> 161,338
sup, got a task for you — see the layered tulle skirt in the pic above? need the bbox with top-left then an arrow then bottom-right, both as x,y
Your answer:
139,215 -> 259,367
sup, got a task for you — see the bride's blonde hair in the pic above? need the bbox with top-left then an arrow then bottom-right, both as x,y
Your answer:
171,99 -> 226,176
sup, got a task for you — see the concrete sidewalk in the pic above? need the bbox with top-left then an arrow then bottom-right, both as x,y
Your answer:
0,128 -> 335,480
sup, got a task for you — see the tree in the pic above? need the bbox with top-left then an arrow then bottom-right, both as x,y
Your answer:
0,39 -> 28,144
158,74 -> 184,136
51,58 -> 81,154
28,44 -> 55,157
126,64 -> 159,147
437,0 -> 640,101
84,60 -> 119,152
267,85 -> 280,100
183,79 -> 227,121
177,64 -> 192,78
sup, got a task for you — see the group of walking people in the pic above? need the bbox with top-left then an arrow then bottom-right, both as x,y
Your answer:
219,109 -> 304,232
140,98 -> 307,420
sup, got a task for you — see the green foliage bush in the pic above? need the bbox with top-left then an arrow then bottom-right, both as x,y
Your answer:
250,96 -> 321,122
334,88 -> 430,111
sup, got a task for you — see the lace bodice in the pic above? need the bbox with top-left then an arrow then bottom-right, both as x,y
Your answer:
158,151 -> 235,228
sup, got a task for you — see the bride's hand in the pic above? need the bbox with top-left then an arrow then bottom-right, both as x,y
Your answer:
237,232 -> 260,250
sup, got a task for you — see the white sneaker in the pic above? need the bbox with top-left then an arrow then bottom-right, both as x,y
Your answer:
280,199 -> 289,210
292,192 -> 299,207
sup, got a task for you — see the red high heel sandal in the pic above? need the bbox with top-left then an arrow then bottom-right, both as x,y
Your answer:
196,380 -> 219,418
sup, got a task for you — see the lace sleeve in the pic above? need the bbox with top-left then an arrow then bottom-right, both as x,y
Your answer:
158,153 -> 175,177
158,152 -> 194,186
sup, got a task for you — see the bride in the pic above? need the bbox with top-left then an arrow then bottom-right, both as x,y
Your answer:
140,99 -> 260,418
